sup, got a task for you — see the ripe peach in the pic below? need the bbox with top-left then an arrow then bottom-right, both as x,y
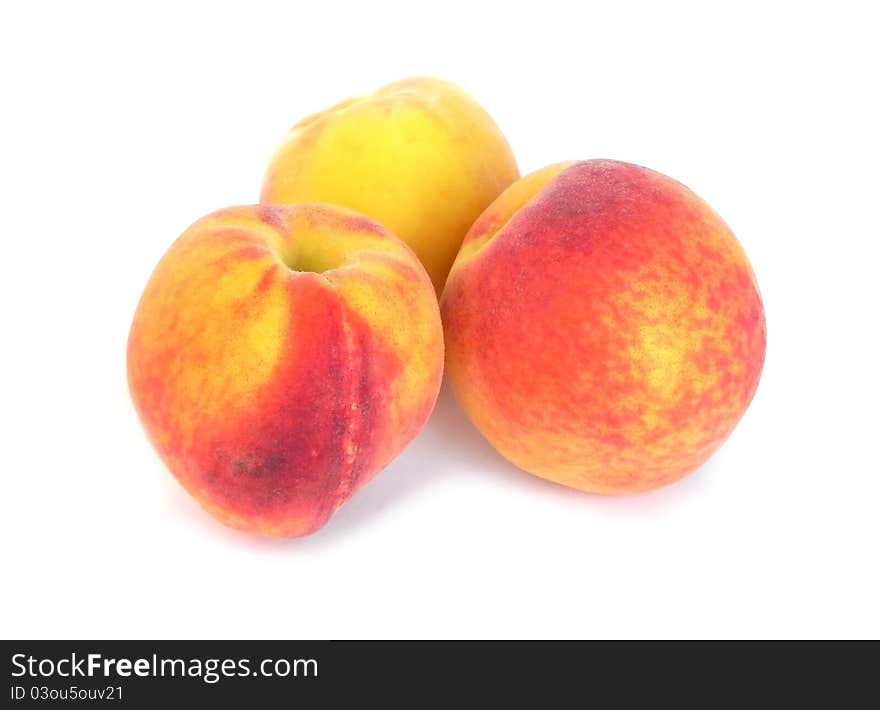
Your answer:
127,204 -> 443,537
441,160 -> 766,494
260,77 -> 520,295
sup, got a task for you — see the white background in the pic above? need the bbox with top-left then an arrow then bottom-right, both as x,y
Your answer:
2,1 -> 878,639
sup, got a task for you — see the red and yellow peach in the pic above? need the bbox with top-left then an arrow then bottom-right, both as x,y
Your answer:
441,160 -> 766,494
127,204 -> 444,537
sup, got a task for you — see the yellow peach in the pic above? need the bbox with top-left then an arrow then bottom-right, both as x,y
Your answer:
261,77 -> 519,294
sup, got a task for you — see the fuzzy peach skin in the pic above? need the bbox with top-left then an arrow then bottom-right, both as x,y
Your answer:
260,77 -> 519,295
127,204 -> 443,537
441,160 -> 766,494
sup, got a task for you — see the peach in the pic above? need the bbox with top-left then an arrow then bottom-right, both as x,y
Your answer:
260,77 -> 520,295
441,160 -> 766,494
127,204 -> 443,537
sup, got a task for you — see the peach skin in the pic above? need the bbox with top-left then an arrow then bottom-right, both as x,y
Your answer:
127,204 -> 444,537
260,77 -> 520,295
441,160 -> 766,494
